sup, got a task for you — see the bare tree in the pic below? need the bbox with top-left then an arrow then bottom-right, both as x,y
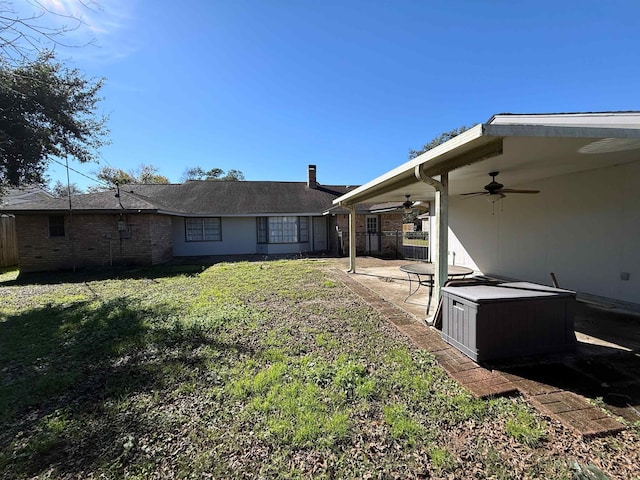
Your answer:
0,0 -> 97,64
50,179 -> 83,197
182,166 -> 245,182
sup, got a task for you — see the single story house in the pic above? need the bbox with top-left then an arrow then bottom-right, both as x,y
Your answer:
333,111 -> 640,311
2,165 -> 404,272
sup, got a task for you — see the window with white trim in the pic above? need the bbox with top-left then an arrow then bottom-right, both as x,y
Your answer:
257,217 -> 268,243
256,216 -> 310,244
299,216 -> 309,242
185,217 -> 222,241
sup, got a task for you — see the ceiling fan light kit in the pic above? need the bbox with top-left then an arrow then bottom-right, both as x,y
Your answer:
403,194 -> 414,213
462,171 -> 540,200
486,192 -> 506,203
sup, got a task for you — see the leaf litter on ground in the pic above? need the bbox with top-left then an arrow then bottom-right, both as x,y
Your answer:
0,259 -> 638,479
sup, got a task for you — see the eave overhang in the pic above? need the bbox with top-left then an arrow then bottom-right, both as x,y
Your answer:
333,122 -> 640,206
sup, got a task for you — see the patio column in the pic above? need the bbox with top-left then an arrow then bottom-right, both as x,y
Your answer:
415,167 -> 449,315
348,204 -> 357,273
434,172 -> 448,309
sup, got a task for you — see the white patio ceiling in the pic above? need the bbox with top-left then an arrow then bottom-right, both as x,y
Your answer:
334,113 -> 640,206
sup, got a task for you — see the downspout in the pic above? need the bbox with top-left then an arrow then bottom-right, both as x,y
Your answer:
415,166 -> 448,316
347,204 -> 357,273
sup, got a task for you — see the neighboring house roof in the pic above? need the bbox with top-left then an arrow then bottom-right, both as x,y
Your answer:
0,190 -> 171,214
1,187 -> 53,206
0,181 -> 358,216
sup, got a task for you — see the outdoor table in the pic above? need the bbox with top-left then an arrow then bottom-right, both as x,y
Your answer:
399,263 -> 474,313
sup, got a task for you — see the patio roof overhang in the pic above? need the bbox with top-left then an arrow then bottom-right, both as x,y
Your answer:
335,112 -> 640,318
333,114 -> 640,206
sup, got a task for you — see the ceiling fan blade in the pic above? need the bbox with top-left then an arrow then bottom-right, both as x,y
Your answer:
499,189 -> 540,194
460,191 -> 487,196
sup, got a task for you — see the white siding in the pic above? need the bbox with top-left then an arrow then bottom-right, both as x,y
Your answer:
448,160 -> 640,305
172,217 -> 257,255
171,216 -> 322,256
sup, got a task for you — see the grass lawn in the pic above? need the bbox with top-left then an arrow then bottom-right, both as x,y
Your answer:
1,259 -> 638,479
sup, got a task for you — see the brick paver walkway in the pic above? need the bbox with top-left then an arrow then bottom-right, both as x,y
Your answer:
333,269 -> 625,437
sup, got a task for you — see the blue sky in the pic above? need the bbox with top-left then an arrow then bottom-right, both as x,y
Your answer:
43,0 -> 640,190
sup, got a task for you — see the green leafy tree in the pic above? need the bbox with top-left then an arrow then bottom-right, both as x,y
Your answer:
182,166 -> 244,181
0,54 -> 109,189
92,167 -> 135,189
50,179 -> 83,197
88,164 -> 170,191
408,125 -> 476,159
222,169 -> 245,181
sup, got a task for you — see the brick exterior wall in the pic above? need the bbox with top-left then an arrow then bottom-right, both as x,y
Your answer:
15,213 -> 173,272
150,215 -> 173,264
331,213 -> 404,257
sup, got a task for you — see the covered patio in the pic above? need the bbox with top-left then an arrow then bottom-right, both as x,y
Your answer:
334,112 -> 640,319
330,112 -> 640,433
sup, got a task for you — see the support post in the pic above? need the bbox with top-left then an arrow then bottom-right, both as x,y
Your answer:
415,166 -> 449,316
348,204 -> 357,273
434,172 -> 448,307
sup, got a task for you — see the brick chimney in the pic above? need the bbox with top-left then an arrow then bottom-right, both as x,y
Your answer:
307,164 -> 318,188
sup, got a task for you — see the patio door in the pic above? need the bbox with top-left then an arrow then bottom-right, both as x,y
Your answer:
365,215 -> 380,253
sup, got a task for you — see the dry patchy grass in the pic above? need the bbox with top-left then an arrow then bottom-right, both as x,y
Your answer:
0,260 -> 638,479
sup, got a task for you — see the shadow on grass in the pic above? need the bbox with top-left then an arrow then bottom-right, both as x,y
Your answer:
0,295 -> 255,478
1,253 -> 336,288
1,263 -> 205,287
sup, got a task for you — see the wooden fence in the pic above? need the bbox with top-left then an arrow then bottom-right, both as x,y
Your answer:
0,215 -> 18,267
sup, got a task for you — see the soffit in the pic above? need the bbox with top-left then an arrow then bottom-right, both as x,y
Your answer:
334,123 -> 640,205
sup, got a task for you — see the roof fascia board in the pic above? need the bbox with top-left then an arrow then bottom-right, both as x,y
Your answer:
333,124 -> 490,206
255,213 -> 324,217
340,177 -> 420,205
418,137 -> 503,178
171,213 -> 326,218
1,209 -> 161,215
1,210 -> 330,217
333,121 -> 640,207
483,123 -> 640,139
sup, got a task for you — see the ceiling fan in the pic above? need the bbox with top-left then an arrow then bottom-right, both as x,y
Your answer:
402,195 -> 415,213
461,172 -> 540,200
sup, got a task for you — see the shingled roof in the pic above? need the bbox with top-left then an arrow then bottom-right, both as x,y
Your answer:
125,181 -> 353,215
1,187 -> 53,206
1,181 -> 357,216
0,189 -> 173,214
